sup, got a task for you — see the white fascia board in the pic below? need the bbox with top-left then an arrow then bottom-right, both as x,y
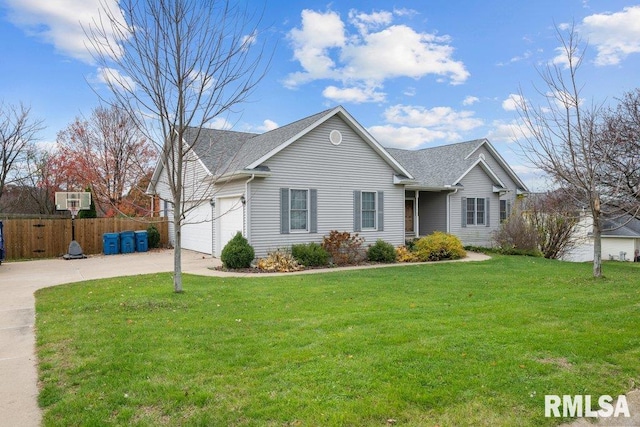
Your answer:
455,158 -> 506,188
467,139 -> 530,192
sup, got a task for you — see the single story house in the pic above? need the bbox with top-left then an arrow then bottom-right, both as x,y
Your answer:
148,106 -> 529,258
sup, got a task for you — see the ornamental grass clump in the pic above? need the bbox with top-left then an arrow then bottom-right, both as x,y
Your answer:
257,249 -> 302,272
221,232 -> 255,269
414,232 -> 466,261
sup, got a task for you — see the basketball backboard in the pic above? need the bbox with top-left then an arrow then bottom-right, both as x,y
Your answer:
55,192 -> 91,215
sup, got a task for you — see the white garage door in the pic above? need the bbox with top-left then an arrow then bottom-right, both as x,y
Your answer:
217,196 -> 244,256
181,203 -> 213,254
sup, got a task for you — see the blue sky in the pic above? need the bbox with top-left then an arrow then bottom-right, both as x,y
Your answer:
1,0 -> 639,190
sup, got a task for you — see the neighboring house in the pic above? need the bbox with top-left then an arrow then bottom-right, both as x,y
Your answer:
562,212 -> 640,262
148,106 -> 529,258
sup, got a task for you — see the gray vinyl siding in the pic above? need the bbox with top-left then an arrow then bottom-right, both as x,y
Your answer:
449,166 -> 499,246
418,191 -> 448,235
247,115 -> 404,258
472,146 -> 521,212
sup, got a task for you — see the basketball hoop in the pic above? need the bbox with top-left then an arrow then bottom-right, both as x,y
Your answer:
55,191 -> 91,260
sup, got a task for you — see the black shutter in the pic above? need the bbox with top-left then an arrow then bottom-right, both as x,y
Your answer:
310,189 -> 317,234
280,188 -> 289,234
377,191 -> 384,231
353,190 -> 361,232
461,197 -> 467,228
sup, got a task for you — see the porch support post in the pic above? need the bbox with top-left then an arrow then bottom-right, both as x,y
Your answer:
415,191 -> 420,237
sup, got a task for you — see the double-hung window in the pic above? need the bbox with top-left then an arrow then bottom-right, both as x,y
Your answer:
500,199 -> 511,223
290,189 -> 309,232
465,197 -> 487,226
361,191 -> 377,230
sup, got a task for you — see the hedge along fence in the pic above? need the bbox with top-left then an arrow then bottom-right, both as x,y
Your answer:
0,218 -> 169,260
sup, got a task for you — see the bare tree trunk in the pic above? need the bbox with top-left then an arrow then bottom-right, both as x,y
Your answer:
592,221 -> 602,278
173,208 -> 183,292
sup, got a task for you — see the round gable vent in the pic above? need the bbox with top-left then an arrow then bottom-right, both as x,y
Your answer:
329,129 -> 342,145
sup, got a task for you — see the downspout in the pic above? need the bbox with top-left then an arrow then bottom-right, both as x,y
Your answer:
244,174 -> 256,242
446,187 -> 460,233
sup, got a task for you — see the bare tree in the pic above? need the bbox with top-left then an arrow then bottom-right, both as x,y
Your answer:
596,89 -> 640,215
56,105 -> 155,216
515,25 -> 617,277
527,191 -> 580,260
86,0 -> 269,292
0,102 -> 45,210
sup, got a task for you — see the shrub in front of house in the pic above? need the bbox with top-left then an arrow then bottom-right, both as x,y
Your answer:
257,248 -> 302,272
414,232 -> 466,261
147,225 -> 161,249
367,239 -> 396,263
321,230 -> 365,266
291,242 -> 330,267
221,232 -> 255,269
396,245 -> 419,262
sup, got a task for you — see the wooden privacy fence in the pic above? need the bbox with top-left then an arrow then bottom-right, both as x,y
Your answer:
0,218 -> 169,260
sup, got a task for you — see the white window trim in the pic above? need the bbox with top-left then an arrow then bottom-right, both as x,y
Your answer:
361,190 -> 378,231
289,188 -> 310,233
467,197 -> 486,226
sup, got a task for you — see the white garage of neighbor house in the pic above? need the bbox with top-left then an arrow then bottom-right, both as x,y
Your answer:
148,106 -> 528,258
562,213 -> 640,262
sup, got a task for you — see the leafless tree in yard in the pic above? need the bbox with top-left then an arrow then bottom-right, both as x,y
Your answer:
0,102 -> 45,211
596,89 -> 640,216
86,0 -> 270,292
515,25 -> 616,277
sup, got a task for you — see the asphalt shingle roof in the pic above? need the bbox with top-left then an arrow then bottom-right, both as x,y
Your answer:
602,215 -> 640,237
190,108 -> 334,176
386,140 -> 487,188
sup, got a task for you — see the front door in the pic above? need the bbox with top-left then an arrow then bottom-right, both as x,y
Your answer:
405,199 -> 415,233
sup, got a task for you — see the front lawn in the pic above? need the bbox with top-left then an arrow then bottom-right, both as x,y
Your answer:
35,256 -> 640,426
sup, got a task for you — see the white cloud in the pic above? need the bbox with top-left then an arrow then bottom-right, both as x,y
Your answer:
4,0 -> 125,64
580,5 -> 640,66
384,104 -> 483,131
205,117 -> 233,130
285,8 -> 469,100
463,96 -> 479,106
369,125 -> 450,149
258,119 -> 279,132
348,9 -> 393,35
322,85 -> 385,103
367,104 -> 484,149
285,9 -> 345,87
96,67 -> 136,92
486,120 -> 532,143
502,94 -> 524,111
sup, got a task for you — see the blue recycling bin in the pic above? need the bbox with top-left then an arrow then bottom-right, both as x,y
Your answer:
103,232 -> 120,255
120,231 -> 135,254
135,230 -> 148,252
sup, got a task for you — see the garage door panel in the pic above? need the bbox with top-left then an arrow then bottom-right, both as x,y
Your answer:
218,197 -> 244,256
182,203 -> 213,254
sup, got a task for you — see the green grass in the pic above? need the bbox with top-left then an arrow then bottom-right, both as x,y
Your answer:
35,256 -> 640,426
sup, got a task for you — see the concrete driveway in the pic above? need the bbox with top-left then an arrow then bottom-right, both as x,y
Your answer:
0,249 -> 220,427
